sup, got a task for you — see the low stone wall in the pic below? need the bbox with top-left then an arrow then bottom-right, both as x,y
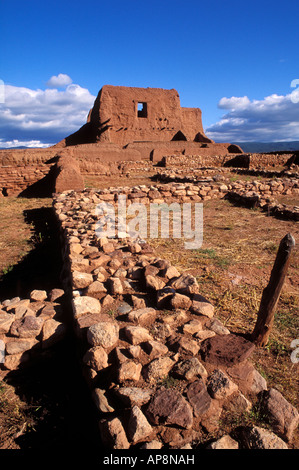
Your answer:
0,288 -> 67,370
227,191 -> 299,221
161,154 -> 233,168
231,168 -> 299,179
0,164 -> 52,196
51,186 -> 298,449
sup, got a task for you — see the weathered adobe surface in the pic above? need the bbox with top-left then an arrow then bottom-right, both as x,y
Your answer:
49,187 -> 298,450
55,85 -> 243,161
62,85 -> 213,146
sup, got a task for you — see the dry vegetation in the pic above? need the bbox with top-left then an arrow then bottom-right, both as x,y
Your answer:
147,197 -> 299,410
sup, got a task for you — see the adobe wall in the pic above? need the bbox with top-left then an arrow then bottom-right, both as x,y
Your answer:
88,85 -> 212,146
224,153 -> 292,169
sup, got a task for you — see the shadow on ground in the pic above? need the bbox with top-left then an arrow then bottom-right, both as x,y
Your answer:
0,206 -> 62,300
0,204 -> 103,451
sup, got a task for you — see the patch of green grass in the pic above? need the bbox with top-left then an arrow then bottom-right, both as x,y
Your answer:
192,248 -> 230,268
2,264 -> 14,275
107,309 -> 116,317
158,376 -> 179,389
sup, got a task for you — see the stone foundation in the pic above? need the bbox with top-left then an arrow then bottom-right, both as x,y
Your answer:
46,185 -> 298,449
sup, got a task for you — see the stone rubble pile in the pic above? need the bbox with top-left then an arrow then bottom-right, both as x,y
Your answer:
0,288 -> 67,370
227,190 -> 299,221
52,187 -> 298,449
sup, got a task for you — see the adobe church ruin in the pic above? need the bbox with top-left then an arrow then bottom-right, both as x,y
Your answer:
0,85 -> 245,196
56,85 -> 242,162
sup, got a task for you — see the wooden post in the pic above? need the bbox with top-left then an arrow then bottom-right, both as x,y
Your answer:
251,233 -> 295,347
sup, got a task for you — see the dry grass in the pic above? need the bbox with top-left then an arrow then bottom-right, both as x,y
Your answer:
0,197 -> 52,276
147,197 -> 299,410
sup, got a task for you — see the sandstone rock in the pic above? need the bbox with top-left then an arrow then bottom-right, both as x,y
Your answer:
142,340 -> 169,359
39,304 -> 57,320
41,319 -> 66,348
250,369 -> 268,394
207,435 -> 239,449
146,389 -> 193,429
30,290 -> 47,302
102,242 -> 116,254
123,326 -> 153,345
114,387 -> 152,407
127,345 -> 142,359
127,308 -> 157,326
226,361 -> 256,395
162,309 -> 188,324
187,380 -> 214,418
107,277 -> 123,295
0,313 -> 14,334
2,297 -> 20,310
223,390 -> 252,413
171,336 -> 200,356
200,399 -> 223,433
12,304 -> 29,319
83,346 -> 109,371
101,295 -> 114,307
95,271 -> 107,282
4,351 -> 30,370
127,405 -> 153,443
195,330 -> 216,341
5,338 -> 38,355
72,271 -> 93,289
85,281 -> 107,295
48,288 -> 65,302
11,316 -> 44,339
239,425 -> 288,449
144,265 -> 160,277
118,361 -> 142,382
92,388 -> 114,413
140,440 -> 162,449
164,266 -> 180,279
156,287 -> 175,308
200,334 -> 255,367
6,298 -> 30,313
191,300 -> 214,318
208,318 -> 230,335
131,295 -> 146,310
144,356 -> 175,382
169,273 -> 199,295
87,322 -> 119,348
170,293 -> 192,310
99,417 -> 130,449
75,313 -> 107,335
145,275 -> 166,291
72,296 -> 101,318
207,369 -> 238,399
261,388 -> 299,442
183,319 -> 203,335
173,358 -> 207,381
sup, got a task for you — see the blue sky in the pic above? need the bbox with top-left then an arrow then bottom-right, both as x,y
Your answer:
0,0 -> 299,147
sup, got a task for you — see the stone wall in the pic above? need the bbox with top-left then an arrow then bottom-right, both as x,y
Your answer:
49,186 -> 298,449
0,288 -> 67,370
0,164 -> 53,196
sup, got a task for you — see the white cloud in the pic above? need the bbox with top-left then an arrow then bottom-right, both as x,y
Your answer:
206,90 -> 299,142
0,139 -> 52,149
46,73 -> 73,88
0,80 -> 96,147
218,96 -> 251,110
